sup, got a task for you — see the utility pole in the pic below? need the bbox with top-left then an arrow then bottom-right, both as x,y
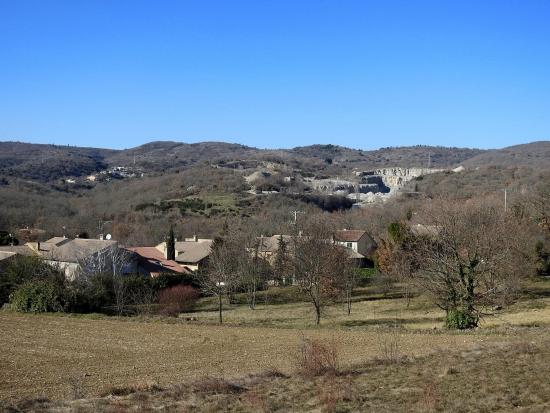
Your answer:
427,152 -> 431,169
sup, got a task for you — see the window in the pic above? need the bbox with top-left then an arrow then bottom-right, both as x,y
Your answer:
347,242 -> 353,248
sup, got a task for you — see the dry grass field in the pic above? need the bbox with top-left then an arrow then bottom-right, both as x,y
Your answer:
2,279 -> 550,411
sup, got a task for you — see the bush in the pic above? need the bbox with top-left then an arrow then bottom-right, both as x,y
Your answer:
152,273 -> 199,290
158,285 -> 200,316
445,309 -> 478,329
0,255 -> 66,305
67,273 -> 115,313
296,338 -> 339,377
10,279 -> 66,313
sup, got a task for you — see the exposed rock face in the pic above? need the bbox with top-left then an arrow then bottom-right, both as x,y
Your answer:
308,178 -> 356,193
306,167 -> 445,204
356,167 -> 443,192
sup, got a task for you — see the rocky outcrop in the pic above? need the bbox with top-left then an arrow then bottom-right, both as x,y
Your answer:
355,167 -> 443,192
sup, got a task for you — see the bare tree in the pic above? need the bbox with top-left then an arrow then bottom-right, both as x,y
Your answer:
376,222 -> 415,307
240,235 -> 270,310
197,236 -> 240,324
400,200 -> 531,329
77,245 -> 133,315
528,183 -> 550,233
291,221 -> 348,325
336,258 -> 358,315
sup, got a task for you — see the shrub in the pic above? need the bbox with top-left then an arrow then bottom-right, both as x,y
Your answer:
445,309 -> 478,330
152,273 -> 198,290
0,255 -> 65,305
296,338 -> 339,377
158,285 -> 200,316
67,273 -> 115,313
10,279 -> 65,313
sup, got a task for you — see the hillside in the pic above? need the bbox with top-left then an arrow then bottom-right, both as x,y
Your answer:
1,139 -> 549,245
0,142 -> 115,182
287,144 -> 484,169
462,141 -> 550,168
0,140 -> 488,183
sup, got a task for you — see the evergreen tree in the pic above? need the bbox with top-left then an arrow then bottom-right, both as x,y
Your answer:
166,227 -> 175,260
273,235 -> 289,286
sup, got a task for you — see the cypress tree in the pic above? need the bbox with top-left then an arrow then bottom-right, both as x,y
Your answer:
166,227 -> 175,260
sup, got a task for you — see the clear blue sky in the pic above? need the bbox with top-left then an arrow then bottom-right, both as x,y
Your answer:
1,0 -> 549,150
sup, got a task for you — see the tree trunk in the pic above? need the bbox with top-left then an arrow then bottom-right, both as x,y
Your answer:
315,304 -> 321,325
347,289 -> 352,315
218,293 -> 223,324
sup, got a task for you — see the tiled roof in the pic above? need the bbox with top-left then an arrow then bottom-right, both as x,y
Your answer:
257,235 -> 294,253
39,238 -> 118,263
174,240 -> 213,264
334,230 -> 366,242
127,247 -> 189,274
0,245 -> 38,257
0,251 -> 17,261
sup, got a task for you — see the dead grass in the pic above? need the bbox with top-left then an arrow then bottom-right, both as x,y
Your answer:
0,311 -> 512,401
4,339 -> 550,412
3,279 -> 550,409
192,377 -> 246,395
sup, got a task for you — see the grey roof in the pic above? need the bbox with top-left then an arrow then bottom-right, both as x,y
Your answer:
0,245 -> 38,257
174,240 -> 213,264
39,237 -> 72,252
39,238 -> 118,263
257,235 -> 294,254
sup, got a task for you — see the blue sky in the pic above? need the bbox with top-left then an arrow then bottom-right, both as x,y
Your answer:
0,0 -> 549,150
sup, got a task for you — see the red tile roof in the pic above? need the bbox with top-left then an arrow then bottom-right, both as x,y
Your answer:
126,247 -> 189,275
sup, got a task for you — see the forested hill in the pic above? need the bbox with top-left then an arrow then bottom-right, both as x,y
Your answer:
0,140 -> 488,183
1,139 -> 548,184
0,142 -> 115,183
461,141 -> 550,168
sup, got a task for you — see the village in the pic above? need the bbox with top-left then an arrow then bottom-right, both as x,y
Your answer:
3,0 -> 550,410
0,228 -> 376,282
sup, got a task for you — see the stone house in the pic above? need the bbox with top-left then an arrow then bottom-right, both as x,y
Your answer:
333,229 -> 377,267
126,246 -> 191,277
25,237 -> 135,280
156,236 -> 213,272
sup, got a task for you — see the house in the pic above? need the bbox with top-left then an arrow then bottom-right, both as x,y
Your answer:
126,247 -> 191,277
256,235 -> 294,264
156,236 -> 213,272
333,229 -> 377,267
25,237 -> 135,280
